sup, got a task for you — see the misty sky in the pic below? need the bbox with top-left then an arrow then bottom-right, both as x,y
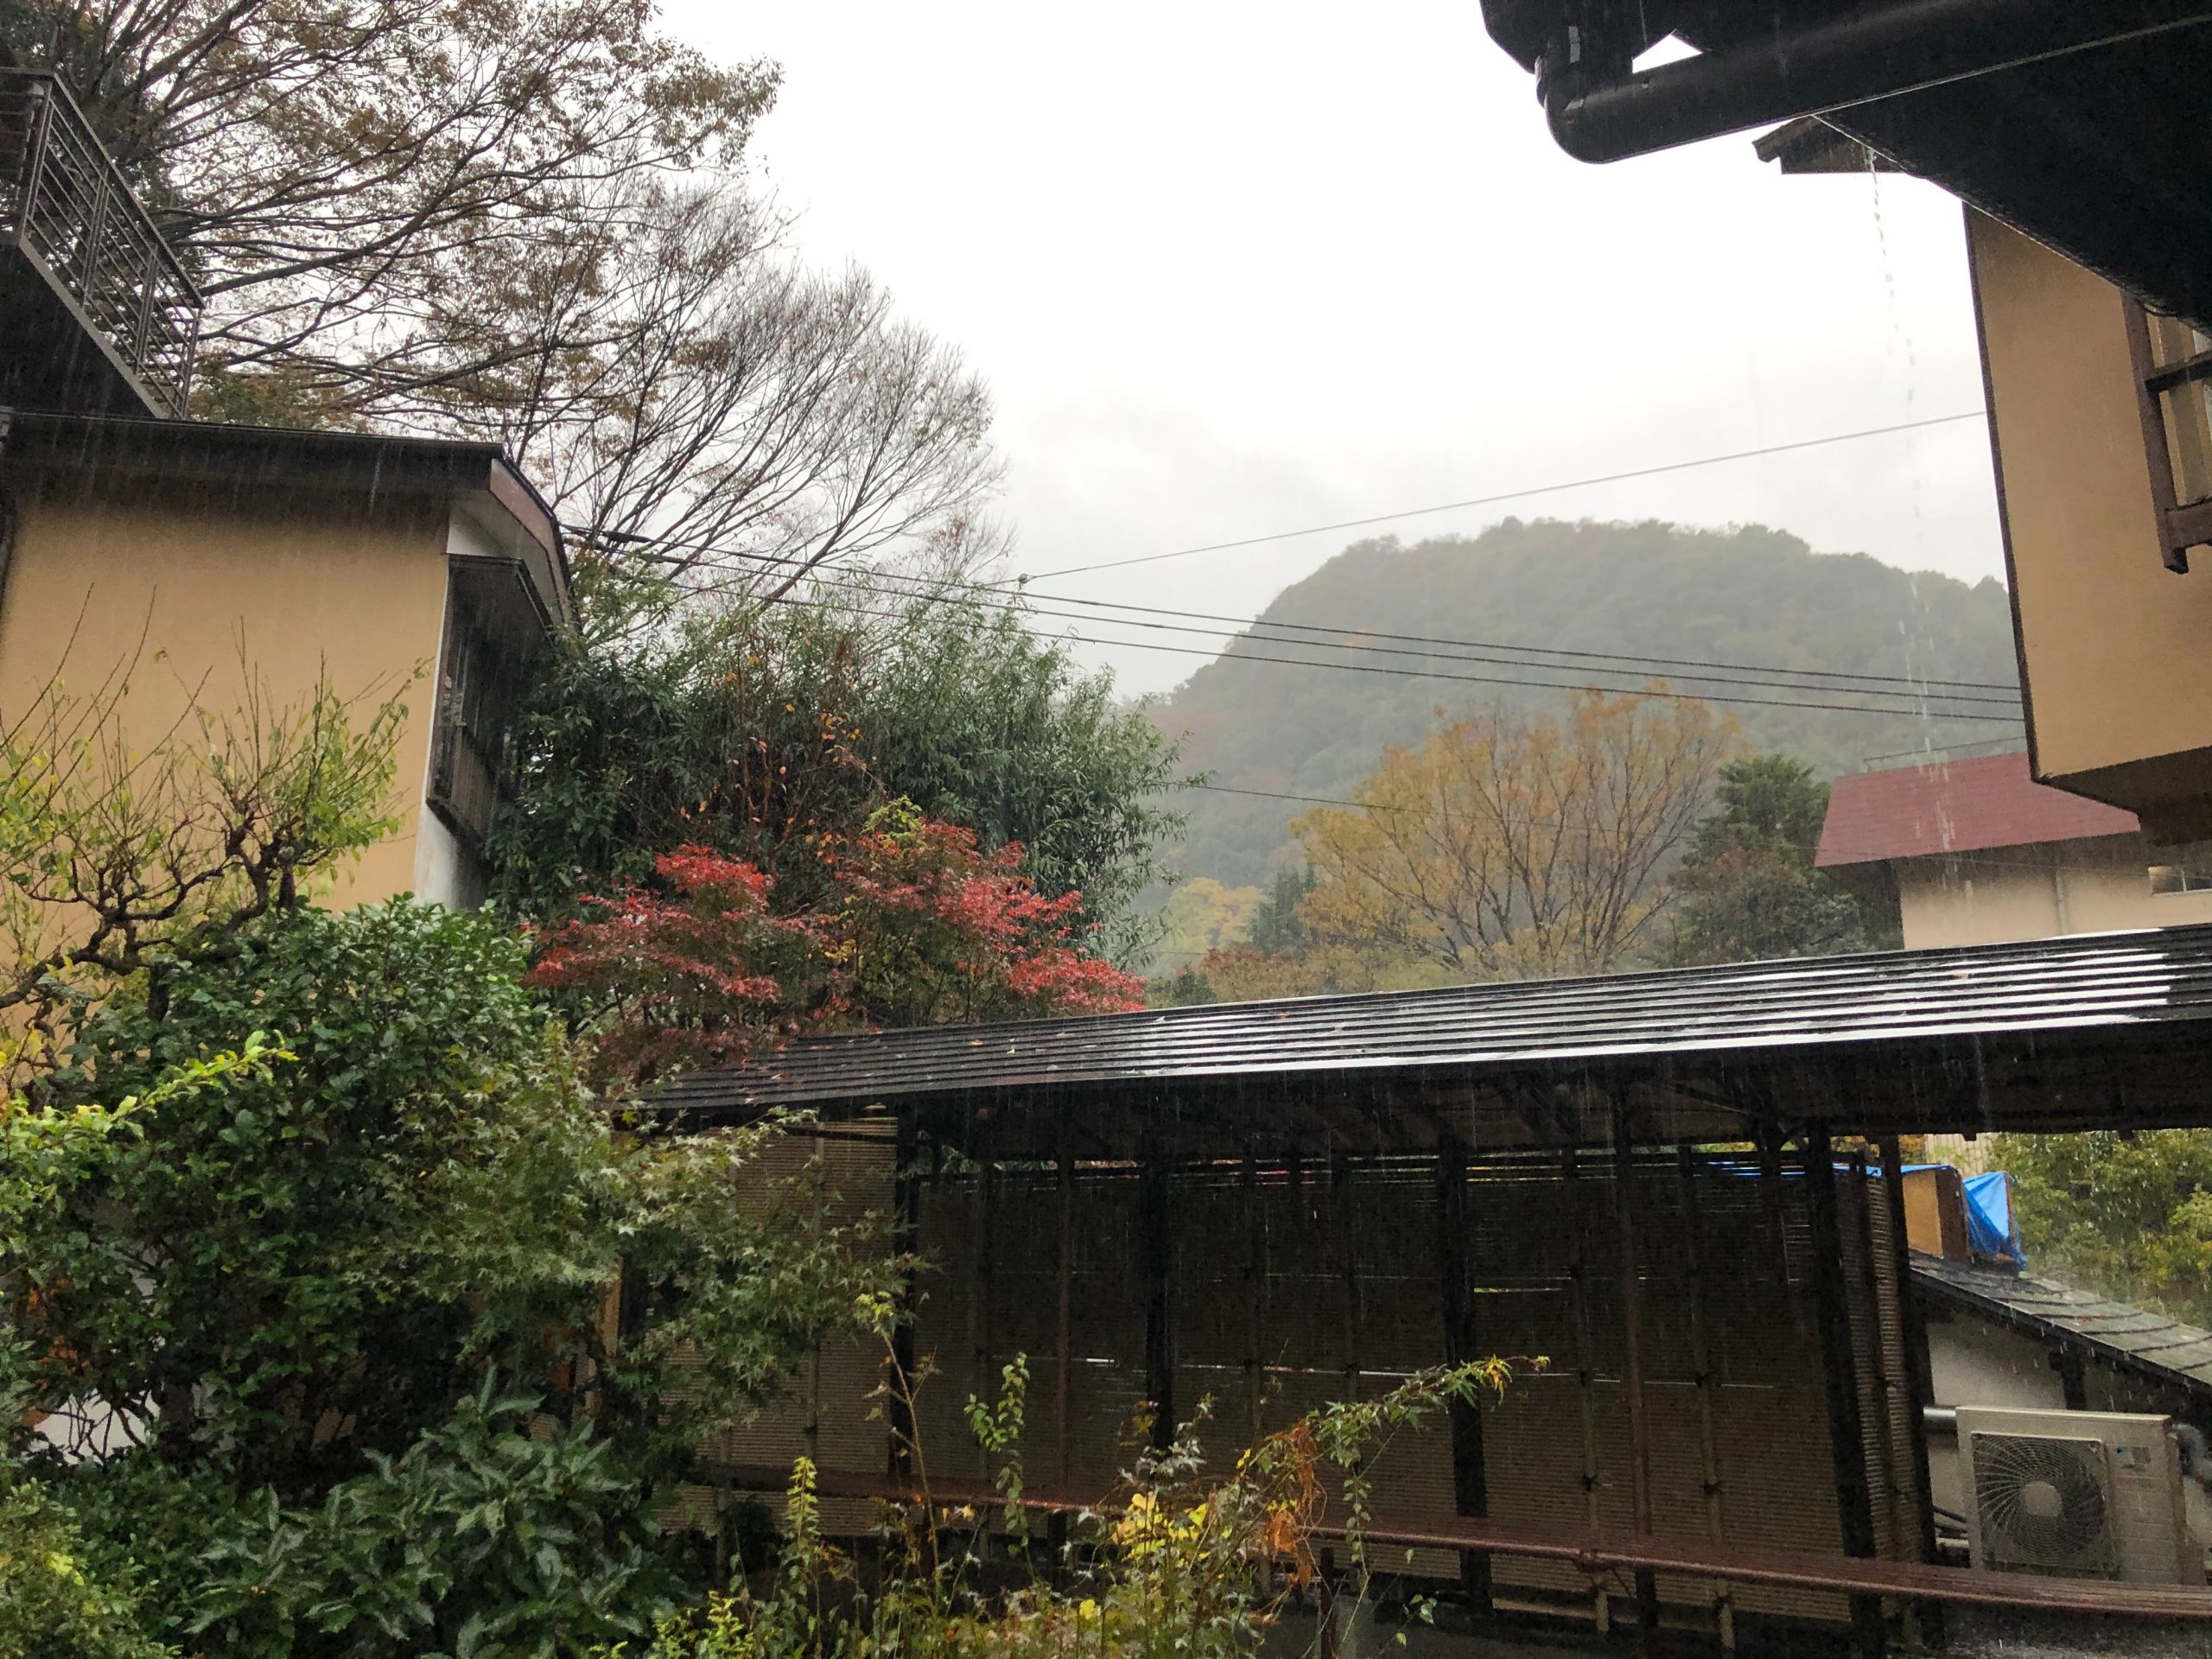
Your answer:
667,1 -> 2003,697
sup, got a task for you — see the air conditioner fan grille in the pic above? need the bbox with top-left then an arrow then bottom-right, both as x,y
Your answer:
1973,1432 -> 2110,1570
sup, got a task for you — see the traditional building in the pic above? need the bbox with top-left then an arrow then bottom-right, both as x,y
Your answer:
0,53 -> 568,908
1815,749 -> 2212,951
662,926 -> 2212,1652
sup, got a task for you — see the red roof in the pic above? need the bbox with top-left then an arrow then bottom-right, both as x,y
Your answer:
1816,751 -> 2140,868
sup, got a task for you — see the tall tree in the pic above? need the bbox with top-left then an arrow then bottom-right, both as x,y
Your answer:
1994,1130 -> 2212,1328
1296,689 -> 1738,980
530,800 -> 1147,1087
4,4 -> 1003,592
489,587 -> 1188,959
1661,752 -> 1895,965
5,0 -> 765,420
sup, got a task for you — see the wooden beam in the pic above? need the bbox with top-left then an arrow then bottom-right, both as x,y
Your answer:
1563,1146 -> 1611,1636
889,1111 -> 922,1478
1803,1131 -> 1887,1659
1880,1134 -> 1945,1652
1613,1109 -> 1660,1643
1141,1145 -> 1174,1454
1676,1146 -> 1736,1652
1055,1122 -> 1075,1494
1243,1149 -> 1266,1448
1435,1136 -> 1493,1615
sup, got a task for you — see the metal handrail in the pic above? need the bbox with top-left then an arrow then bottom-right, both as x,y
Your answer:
0,67 -> 203,416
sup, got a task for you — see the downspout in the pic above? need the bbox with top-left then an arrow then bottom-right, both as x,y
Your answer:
1538,0 -> 2212,163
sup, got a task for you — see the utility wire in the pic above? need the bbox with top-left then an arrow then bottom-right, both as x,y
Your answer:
640,546 -> 2019,702
582,409 -> 1987,585
953,588 -> 2018,696
652,553 -> 2019,716
1021,410 -> 1989,580
750,586 -> 2024,722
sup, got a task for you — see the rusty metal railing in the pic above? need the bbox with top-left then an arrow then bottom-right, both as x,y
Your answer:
0,67 -> 202,416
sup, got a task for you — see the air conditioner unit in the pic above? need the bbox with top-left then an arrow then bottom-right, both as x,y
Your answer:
1957,1406 -> 2196,1585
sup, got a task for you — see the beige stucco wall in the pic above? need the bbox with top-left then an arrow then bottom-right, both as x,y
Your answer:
0,478 -> 452,907
1968,209 -> 2212,836
1893,833 -> 2212,950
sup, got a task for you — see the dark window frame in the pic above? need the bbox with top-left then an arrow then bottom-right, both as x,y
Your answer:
2120,296 -> 2212,575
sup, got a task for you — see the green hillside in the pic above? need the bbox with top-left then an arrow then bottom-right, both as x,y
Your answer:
1149,518 -> 2022,890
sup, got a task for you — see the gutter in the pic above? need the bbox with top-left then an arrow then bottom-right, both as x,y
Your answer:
1538,0 -> 2212,163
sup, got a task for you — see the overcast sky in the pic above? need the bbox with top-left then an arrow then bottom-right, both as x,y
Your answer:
665,1 -> 2002,697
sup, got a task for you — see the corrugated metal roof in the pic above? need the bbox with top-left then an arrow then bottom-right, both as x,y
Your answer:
1911,1253 -> 2212,1401
653,922 -> 2212,1120
1817,750 -> 2140,869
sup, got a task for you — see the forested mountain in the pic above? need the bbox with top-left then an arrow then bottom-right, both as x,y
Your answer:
1150,518 -> 2021,890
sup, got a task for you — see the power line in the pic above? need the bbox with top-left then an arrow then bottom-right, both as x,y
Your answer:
942,588 -> 2018,699
656,554 -> 2020,716
640,542 -> 2018,700
752,585 -> 2024,722
577,405 -> 1993,602
1021,410 -> 1990,581
1192,783 -> 1407,811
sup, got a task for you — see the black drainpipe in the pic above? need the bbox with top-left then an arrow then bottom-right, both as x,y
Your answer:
1537,0 -> 2212,163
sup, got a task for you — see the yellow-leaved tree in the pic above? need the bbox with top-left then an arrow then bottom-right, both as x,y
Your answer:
1295,688 -> 1740,981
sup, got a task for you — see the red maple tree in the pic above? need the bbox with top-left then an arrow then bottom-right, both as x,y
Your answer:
529,802 -> 1144,1085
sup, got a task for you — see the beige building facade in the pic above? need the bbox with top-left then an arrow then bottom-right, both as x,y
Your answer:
0,411 -> 569,910
1968,212 -> 2212,846
1818,749 -> 2212,952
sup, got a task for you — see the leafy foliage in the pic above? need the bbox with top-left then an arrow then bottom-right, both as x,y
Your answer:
1294,688 -> 1738,980
3,0 -> 771,429
16,896 -> 898,1487
6,894 -> 900,1651
1993,1131 -> 2212,1328
1661,753 -> 1897,965
188,1382 -> 679,1659
491,591 -> 1186,959
1156,519 -> 2020,889
0,1473 -> 171,1659
606,1358 -> 1517,1659
531,802 -> 1146,1086
0,668 -> 404,1088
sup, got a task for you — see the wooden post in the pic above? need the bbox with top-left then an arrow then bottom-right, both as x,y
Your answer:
1613,1108 -> 1660,1642
1435,1136 -> 1493,1614
1564,1147 -> 1610,1634
1055,1126 -> 1076,1495
1243,1150 -> 1267,1448
1879,1135 -> 1945,1652
1332,1151 -> 1360,1403
1803,1130 -> 1887,1659
969,1122 -> 997,1484
1676,1146 -> 1736,1652
1141,1144 -> 1174,1454
889,1111 -> 922,1478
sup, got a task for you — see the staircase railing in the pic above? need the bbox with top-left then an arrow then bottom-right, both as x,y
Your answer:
0,67 -> 203,416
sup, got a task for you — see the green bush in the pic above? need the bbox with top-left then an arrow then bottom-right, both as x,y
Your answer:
188,1382 -> 677,1658
0,1473 -> 172,1659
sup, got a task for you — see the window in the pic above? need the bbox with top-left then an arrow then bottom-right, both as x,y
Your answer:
2123,298 -> 2212,573
2147,842 -> 2212,896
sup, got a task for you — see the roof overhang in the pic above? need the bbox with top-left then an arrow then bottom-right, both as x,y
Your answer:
0,408 -> 570,627
652,925 -> 2212,1160
1478,0 -> 2212,332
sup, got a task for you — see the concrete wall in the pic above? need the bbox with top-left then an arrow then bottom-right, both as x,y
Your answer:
0,474 -> 453,907
1892,832 -> 2212,950
1969,208 -> 2212,841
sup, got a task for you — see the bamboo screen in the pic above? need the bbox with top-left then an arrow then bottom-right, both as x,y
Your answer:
709,1135 -> 1920,1632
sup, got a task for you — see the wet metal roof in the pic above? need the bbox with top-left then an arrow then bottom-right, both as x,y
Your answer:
1913,1253 -> 2212,1403
653,924 -> 2212,1151
1818,749 -> 2140,869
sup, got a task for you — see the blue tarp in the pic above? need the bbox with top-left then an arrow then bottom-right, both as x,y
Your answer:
1962,1171 -> 2026,1269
